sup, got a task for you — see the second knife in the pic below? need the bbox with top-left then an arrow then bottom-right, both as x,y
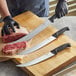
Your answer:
18,27 -> 69,55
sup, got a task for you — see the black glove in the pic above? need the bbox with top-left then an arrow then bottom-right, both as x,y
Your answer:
1,16 -> 20,36
55,0 -> 68,18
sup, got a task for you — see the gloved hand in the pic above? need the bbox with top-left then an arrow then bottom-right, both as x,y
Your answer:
55,0 -> 68,18
1,16 -> 20,36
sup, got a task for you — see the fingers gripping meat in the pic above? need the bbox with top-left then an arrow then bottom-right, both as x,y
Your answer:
1,27 -> 28,43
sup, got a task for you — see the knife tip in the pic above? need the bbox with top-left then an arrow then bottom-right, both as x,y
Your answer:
16,65 -> 24,67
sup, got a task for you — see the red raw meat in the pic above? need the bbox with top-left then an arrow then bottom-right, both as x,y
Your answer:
0,27 -> 28,43
1,27 -> 29,55
2,33 -> 27,43
2,41 -> 27,55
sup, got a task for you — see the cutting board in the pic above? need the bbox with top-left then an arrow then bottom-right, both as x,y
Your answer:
0,11 -> 76,76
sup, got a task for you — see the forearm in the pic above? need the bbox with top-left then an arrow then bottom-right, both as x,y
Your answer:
0,0 -> 10,18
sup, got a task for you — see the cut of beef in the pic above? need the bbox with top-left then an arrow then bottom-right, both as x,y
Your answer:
2,33 -> 27,43
1,27 -> 29,55
0,26 -> 28,43
2,41 -> 27,55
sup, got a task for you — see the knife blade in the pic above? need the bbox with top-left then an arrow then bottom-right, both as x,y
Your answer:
16,43 -> 71,67
18,27 -> 69,55
9,15 -> 56,44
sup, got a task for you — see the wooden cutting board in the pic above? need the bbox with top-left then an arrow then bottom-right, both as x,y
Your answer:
0,11 -> 76,76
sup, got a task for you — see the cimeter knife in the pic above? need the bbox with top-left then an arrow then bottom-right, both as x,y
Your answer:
19,27 -> 69,55
9,15 -> 56,44
16,43 -> 71,67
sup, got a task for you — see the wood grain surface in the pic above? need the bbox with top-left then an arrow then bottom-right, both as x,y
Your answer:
0,11 -> 76,76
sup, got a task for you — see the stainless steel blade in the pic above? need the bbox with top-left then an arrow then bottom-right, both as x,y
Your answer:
18,27 -> 69,55
18,36 -> 56,55
16,43 -> 71,67
16,52 -> 54,67
9,20 -> 51,44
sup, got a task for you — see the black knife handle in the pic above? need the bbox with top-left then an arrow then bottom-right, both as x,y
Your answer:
49,14 -> 57,22
51,43 -> 71,55
52,27 -> 69,38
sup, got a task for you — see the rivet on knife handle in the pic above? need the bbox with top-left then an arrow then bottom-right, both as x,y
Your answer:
52,27 -> 69,38
51,43 -> 71,55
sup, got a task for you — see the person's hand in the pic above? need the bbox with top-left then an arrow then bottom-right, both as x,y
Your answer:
1,16 -> 20,36
55,0 -> 68,18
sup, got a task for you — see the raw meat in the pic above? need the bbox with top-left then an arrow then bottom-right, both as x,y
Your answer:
1,27 -> 28,43
0,26 -> 29,55
2,33 -> 27,43
2,41 -> 27,55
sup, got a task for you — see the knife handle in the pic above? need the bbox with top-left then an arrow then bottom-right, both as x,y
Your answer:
51,43 -> 71,55
52,27 -> 69,38
49,14 -> 57,22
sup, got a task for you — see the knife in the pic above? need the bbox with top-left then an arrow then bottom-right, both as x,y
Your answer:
18,27 -> 69,55
16,43 -> 71,67
9,15 -> 57,44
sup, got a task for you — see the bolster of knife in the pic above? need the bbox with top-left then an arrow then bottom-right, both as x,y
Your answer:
51,43 -> 71,55
52,27 -> 69,38
49,14 -> 57,22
